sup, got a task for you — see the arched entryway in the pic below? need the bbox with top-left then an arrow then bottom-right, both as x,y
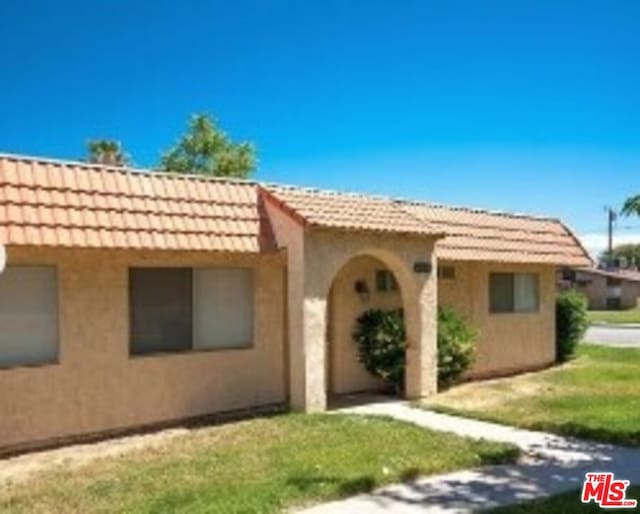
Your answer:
263,215 -> 441,413
326,255 -> 403,398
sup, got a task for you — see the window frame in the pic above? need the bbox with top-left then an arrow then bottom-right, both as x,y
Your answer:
489,272 -> 540,314
128,266 -> 255,358
375,269 -> 399,293
0,265 -> 61,370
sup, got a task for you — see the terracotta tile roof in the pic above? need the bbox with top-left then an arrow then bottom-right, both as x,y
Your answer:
402,201 -> 592,267
0,153 -> 592,266
262,184 -> 443,236
0,154 -> 267,253
262,184 -> 590,266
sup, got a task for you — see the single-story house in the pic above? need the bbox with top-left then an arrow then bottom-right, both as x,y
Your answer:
0,153 -> 591,452
559,267 -> 640,310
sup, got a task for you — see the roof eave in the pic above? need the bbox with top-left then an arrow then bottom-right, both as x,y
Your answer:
307,224 -> 446,239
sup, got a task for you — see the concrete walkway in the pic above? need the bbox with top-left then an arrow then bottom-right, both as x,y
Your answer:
299,401 -> 640,513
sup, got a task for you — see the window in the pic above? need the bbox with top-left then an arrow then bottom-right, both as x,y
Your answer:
129,267 -> 253,355
489,273 -> 539,313
0,266 -> 58,367
375,269 -> 398,292
193,269 -> 253,350
438,266 -> 456,279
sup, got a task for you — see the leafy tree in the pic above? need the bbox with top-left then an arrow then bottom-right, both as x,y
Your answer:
160,114 -> 256,178
621,194 -> 640,217
601,243 -> 640,268
86,139 -> 129,166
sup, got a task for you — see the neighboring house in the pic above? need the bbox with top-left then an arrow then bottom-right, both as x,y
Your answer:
560,267 -> 640,310
0,153 -> 591,452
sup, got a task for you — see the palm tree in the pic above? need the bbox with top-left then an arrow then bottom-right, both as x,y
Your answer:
621,194 -> 640,217
86,140 -> 129,167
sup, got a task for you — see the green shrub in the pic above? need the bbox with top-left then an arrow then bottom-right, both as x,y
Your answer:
556,290 -> 588,362
353,306 -> 476,392
353,309 -> 406,393
437,306 -> 476,388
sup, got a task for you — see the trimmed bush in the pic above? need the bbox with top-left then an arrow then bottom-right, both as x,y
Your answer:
437,306 -> 476,388
556,290 -> 588,362
353,306 -> 476,392
353,309 -> 406,393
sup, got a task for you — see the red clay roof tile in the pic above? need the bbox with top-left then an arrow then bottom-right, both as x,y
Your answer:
0,153 -> 592,266
262,184 -> 443,237
262,184 -> 591,267
0,154 -> 267,253
402,202 -> 591,267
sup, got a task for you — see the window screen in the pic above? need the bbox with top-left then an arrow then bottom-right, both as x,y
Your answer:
0,266 -> 58,367
193,268 -> 253,349
514,273 -> 539,312
489,273 -> 515,313
489,273 -> 539,313
129,268 -> 192,354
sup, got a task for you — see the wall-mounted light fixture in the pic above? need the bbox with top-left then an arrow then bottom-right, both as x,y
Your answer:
354,279 -> 370,302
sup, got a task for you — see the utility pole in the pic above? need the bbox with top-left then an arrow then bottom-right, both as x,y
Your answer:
606,207 -> 617,269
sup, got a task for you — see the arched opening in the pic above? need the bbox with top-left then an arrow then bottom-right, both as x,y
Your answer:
326,255 -> 405,400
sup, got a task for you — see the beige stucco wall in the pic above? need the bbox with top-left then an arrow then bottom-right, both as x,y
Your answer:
262,199 -> 308,410
0,246 -> 286,451
0,223 -> 559,450
328,256 -> 400,395
438,260 -> 556,378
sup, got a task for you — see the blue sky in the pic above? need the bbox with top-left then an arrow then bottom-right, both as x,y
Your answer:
0,1 -> 638,255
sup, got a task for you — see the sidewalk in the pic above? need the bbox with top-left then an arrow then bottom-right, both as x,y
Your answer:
590,322 -> 640,329
298,401 -> 640,513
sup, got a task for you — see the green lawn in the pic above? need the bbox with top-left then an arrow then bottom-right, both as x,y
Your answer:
489,487 -> 640,513
587,308 -> 640,324
0,414 -> 518,514
424,344 -> 640,446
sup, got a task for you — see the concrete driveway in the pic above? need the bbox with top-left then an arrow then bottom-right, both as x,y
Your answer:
585,325 -> 640,347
